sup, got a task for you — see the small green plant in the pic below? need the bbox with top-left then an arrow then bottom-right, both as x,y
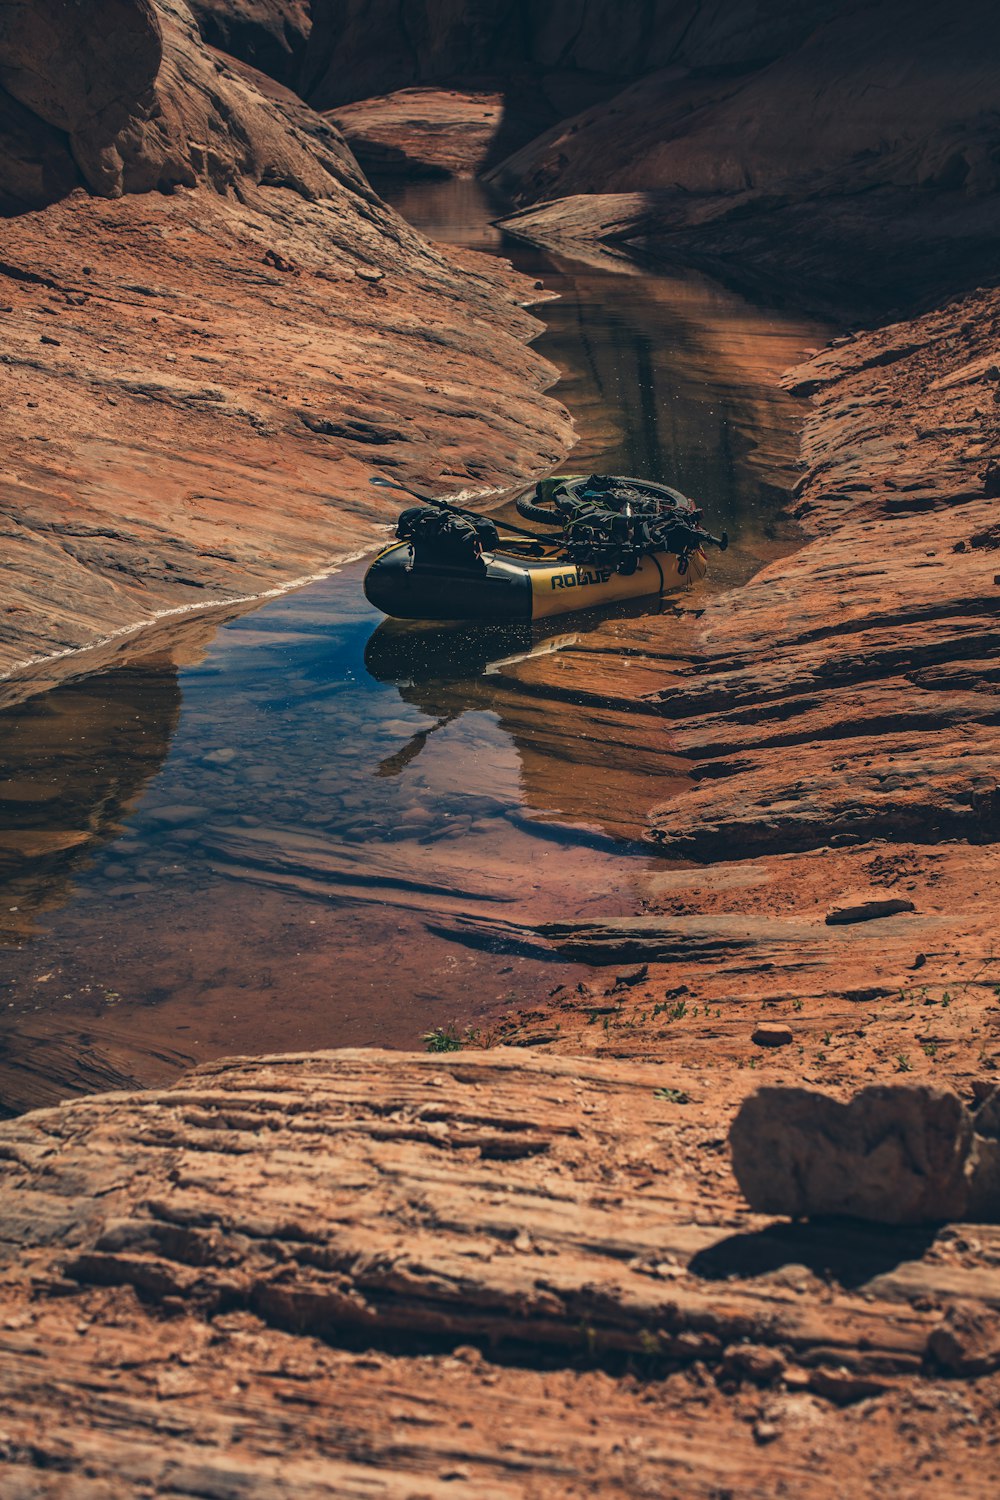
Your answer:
792,999 -> 804,1013
822,1030 -> 832,1046
638,1328 -> 661,1356
922,1041 -> 938,1059
896,1053 -> 913,1073
423,1024 -> 463,1053
653,1086 -> 690,1105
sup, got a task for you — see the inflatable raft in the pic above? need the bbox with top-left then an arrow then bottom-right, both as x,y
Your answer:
363,473 -> 726,623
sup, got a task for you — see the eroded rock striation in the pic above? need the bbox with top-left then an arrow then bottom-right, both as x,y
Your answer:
328,87 -> 507,178
2,1048 -> 1000,1492
300,0 -> 836,111
0,1 -> 573,701
297,1 -> 1000,309
644,290 -> 1000,862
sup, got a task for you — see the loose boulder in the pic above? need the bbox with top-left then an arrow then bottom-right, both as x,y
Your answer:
730,1083 -> 998,1224
824,891 -> 916,925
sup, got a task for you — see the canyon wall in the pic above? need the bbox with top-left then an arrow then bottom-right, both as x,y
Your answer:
0,0 -> 364,210
187,0 -> 311,83
299,0 -> 1000,312
300,1 -> 837,108
0,0 -> 573,698
492,0 -> 1000,311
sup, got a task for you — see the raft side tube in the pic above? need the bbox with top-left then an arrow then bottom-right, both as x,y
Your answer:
363,540 -> 707,622
528,548 -> 704,619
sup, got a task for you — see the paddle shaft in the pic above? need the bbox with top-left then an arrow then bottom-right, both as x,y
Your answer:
369,474 -> 544,541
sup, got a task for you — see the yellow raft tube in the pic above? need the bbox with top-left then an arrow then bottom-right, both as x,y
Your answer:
363,473 -> 721,623
364,535 -> 706,622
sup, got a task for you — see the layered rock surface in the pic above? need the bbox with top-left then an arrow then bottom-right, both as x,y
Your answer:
297,1 -> 1000,309
3,1048 -> 1000,1494
328,88 -> 506,178
301,0 -> 842,110
644,289 -> 1000,862
4,5 -> 1000,1488
0,1 -> 573,701
456,281 -> 1000,1116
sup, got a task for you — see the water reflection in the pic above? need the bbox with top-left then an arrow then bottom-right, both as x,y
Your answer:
381,176 -> 830,587
361,600 -> 685,834
0,178 -> 831,1112
365,620 -> 531,777
0,664 -> 179,946
0,564 -> 665,1115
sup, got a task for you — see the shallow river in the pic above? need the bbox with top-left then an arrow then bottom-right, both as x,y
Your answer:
0,180 -> 828,1113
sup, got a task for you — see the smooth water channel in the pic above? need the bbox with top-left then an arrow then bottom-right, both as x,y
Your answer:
0,180 -> 828,1113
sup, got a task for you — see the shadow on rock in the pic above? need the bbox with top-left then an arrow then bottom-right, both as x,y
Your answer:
688,1219 -> 939,1290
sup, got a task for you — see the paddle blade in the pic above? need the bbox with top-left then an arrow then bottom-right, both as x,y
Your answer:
369,475 -> 403,489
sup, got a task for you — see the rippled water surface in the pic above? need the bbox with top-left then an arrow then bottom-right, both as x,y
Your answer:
0,180 -> 829,1113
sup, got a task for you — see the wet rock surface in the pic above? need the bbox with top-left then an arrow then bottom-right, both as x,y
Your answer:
643,286 -> 1000,865
4,6 -> 1000,1489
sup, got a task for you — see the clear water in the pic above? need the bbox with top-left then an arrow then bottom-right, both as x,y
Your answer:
0,179 -> 829,1114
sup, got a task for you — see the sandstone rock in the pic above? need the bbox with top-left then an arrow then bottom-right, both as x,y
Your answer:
807,1366 -> 891,1405
0,81 -> 81,210
538,912 -> 954,969
614,962 -> 648,988
0,0 -> 161,138
0,0 -> 575,696
825,894 -> 916,926
490,3 -> 1000,310
2,1047 -> 996,1376
0,0 -> 161,209
927,1301 -> 1000,1375
643,284 -> 1000,867
301,0 -> 838,111
0,0 -> 366,206
752,1022 -> 793,1048
329,88 -> 507,178
2,1046 -> 999,1497
968,1087 -> 1000,1221
723,1343 -> 786,1385
187,0 -> 311,84
730,1085 -> 975,1224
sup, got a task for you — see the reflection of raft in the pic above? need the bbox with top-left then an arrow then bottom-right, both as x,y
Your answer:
364,473 -> 724,623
